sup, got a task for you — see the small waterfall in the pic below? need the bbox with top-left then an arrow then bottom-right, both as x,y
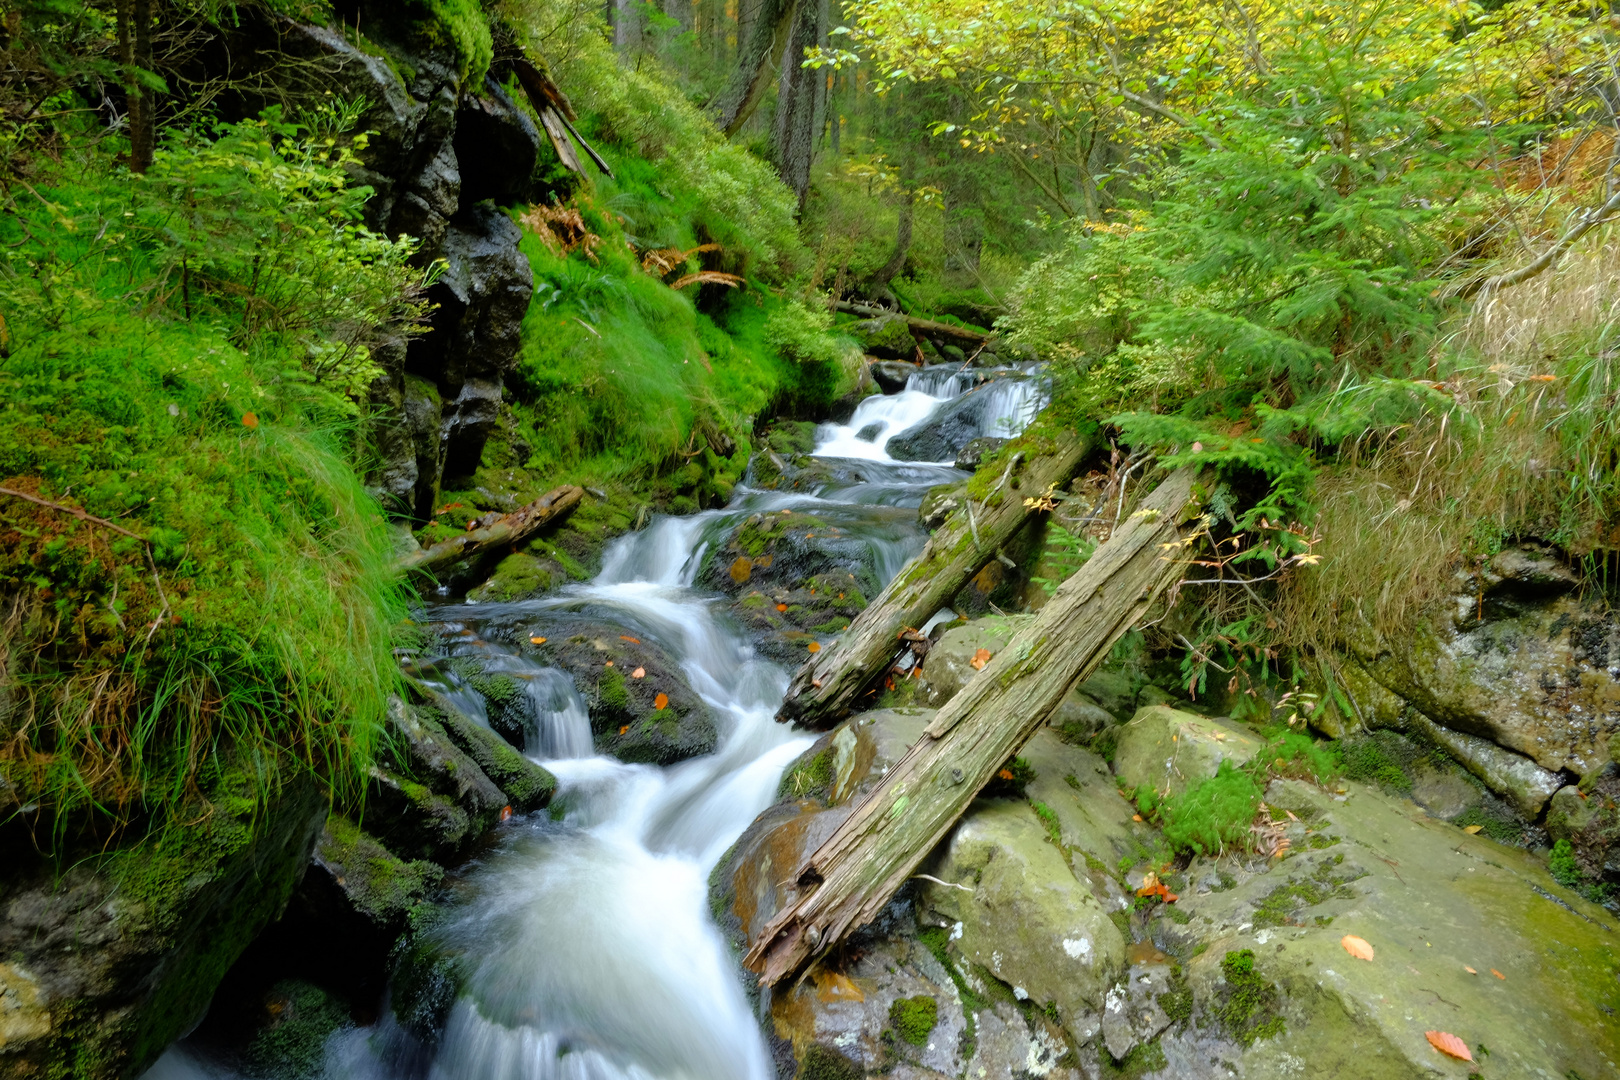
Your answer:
976,374 -> 1046,439
905,364 -> 973,398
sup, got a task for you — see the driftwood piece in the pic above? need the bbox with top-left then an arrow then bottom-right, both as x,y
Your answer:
744,467 -> 1207,986
834,300 -> 989,345
397,486 -> 583,575
777,427 -> 1095,728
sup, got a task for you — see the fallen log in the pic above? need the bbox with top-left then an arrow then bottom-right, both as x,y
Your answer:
744,467 -> 1207,986
397,485 -> 584,575
834,300 -> 989,345
777,423 -> 1096,728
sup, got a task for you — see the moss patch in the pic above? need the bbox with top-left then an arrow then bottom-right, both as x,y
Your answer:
1250,854 -> 1362,928
241,979 -> 351,1080
888,995 -> 938,1046
1218,949 -> 1286,1047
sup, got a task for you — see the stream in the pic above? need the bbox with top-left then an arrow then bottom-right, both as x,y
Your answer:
145,366 -> 1045,1080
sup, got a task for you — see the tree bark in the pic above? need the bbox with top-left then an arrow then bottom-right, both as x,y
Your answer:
778,424 -> 1095,728
746,467 -> 1207,986
871,182 -> 914,291
397,486 -> 584,574
612,0 -> 642,53
119,0 -> 154,173
831,300 -> 988,344
772,0 -> 827,207
708,0 -> 797,136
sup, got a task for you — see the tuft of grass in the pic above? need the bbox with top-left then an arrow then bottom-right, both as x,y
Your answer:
0,116 -> 419,839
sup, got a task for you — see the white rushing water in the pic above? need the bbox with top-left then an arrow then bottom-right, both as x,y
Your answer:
144,364 -> 1045,1080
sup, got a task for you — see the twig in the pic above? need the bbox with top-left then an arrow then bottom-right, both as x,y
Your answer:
965,497 -> 983,549
911,873 -> 974,892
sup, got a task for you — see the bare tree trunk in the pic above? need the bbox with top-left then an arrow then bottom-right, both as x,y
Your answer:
613,0 -> 642,53
870,186 -> 913,292
120,0 -> 154,172
746,468 -> 1206,985
772,0 -> 826,207
778,423 -> 1094,727
708,0 -> 796,136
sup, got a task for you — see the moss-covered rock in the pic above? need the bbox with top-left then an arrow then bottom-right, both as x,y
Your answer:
0,774 -> 325,1080
427,704 -> 557,812
1111,706 -> 1265,799
240,979 -> 352,1080
467,552 -> 556,602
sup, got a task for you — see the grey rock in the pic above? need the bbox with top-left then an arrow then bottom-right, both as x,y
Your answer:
886,388 -> 990,463
871,360 -> 918,394
954,435 -> 1007,470
856,421 -> 883,442
0,778 -> 325,1080
1101,963 -> 1175,1060
1111,706 -> 1265,798
1406,709 -> 1564,817
453,78 -> 540,205
919,616 -> 1032,707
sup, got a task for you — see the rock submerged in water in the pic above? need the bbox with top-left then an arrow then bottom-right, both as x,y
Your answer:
886,388 -> 990,463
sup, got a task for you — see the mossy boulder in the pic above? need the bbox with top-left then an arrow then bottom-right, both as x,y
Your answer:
467,552 -> 557,603
519,620 -> 717,765
1156,777 -> 1620,1079
239,978 -> 352,1080
1111,706 -> 1264,799
849,315 -> 918,360
918,616 -> 1031,707
918,798 -> 1128,1042
0,774 -> 325,1080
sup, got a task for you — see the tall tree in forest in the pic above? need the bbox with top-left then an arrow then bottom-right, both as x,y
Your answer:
707,0 -> 795,135
116,0 -> 154,172
773,0 -> 827,206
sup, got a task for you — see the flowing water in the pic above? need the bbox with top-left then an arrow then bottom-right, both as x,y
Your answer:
145,367 -> 1045,1080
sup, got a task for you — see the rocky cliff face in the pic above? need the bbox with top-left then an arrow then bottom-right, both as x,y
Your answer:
221,10 -> 544,521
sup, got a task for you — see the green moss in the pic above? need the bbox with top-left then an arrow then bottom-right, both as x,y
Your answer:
1158,761 -> 1264,857
779,747 -> 835,799
796,1044 -> 863,1080
1101,1037 -> 1169,1077
1157,978 -> 1194,1023
1251,855 -> 1361,928
1031,801 -> 1063,845
242,980 -> 351,1080
888,995 -> 938,1046
599,666 -> 631,712
1550,839 -> 1581,886
1260,728 -> 1341,784
1219,949 -> 1286,1047
1452,804 -> 1522,844
917,926 -> 984,1057
1341,735 -> 1413,794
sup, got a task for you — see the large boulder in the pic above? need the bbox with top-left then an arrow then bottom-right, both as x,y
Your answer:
1354,544 -> 1620,782
918,799 -> 1128,1043
870,360 -> 919,394
886,388 -> 991,463
1153,777 -> 1620,1080
0,775 -> 326,1080
918,616 -> 1031,707
1111,705 -> 1264,798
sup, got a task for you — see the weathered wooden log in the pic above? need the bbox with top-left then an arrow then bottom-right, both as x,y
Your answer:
744,467 -> 1207,986
397,486 -> 584,575
777,422 -> 1096,728
834,300 -> 989,344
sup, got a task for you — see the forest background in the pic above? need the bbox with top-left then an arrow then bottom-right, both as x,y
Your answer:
1,0 -> 1618,852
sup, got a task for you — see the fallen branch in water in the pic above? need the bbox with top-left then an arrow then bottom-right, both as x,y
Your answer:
397,486 -> 584,575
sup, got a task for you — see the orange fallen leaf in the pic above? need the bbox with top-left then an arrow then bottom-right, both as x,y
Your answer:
1132,813 -> 1144,822
998,768 -> 1014,780
529,636 -> 547,645
1464,966 -> 1477,974
776,603 -> 788,612
808,641 -> 821,653
619,725 -> 629,735
838,592 -> 845,599
970,647 -> 992,670
1526,373 -> 1557,382
654,692 -> 669,710
1340,935 -> 1375,962
631,666 -> 646,678
500,805 -> 512,822
1462,824 -> 1482,835
1424,1031 -> 1472,1061
241,412 -> 259,429
1490,969 -> 1505,980
1135,871 -> 1178,904
620,635 -> 641,643
604,660 -> 614,667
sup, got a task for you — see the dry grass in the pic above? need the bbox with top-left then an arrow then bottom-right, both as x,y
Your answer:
1270,229 -> 1620,650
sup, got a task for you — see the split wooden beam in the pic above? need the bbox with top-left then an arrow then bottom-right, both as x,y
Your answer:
777,427 -> 1095,728
744,467 -> 1207,986
834,300 -> 989,345
511,57 -> 615,180
397,485 -> 583,575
